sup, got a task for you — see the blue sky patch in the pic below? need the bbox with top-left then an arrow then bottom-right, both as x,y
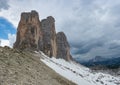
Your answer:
0,17 -> 16,39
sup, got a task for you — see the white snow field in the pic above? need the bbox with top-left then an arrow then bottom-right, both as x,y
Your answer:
39,52 -> 120,85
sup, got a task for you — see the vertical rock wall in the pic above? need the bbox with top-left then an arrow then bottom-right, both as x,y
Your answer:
40,16 -> 57,57
14,10 -> 41,50
56,32 -> 72,61
14,10 -> 72,61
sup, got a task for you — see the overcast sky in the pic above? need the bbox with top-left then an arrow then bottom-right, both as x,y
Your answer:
0,0 -> 120,60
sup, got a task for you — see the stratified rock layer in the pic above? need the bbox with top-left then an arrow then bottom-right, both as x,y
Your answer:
14,10 -> 72,61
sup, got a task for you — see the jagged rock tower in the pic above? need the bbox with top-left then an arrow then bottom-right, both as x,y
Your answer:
56,32 -> 72,61
14,10 -> 41,50
14,10 -> 72,61
40,16 -> 57,58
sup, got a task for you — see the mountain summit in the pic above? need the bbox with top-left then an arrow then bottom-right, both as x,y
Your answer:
14,10 -> 72,61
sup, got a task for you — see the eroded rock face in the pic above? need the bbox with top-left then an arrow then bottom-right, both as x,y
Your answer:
56,32 -> 72,61
14,10 -> 41,50
40,16 -> 57,57
14,10 -> 72,60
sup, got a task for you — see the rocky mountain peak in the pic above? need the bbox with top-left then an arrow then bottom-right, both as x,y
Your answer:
56,32 -> 71,61
14,10 -> 72,61
47,16 -> 55,22
40,16 -> 57,57
20,10 -> 39,24
14,10 -> 41,50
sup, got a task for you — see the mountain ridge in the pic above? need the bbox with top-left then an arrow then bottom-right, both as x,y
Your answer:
79,56 -> 120,69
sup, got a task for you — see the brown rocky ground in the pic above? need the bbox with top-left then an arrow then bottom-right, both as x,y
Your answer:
0,46 -> 76,85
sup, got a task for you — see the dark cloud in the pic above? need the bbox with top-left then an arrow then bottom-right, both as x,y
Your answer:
70,38 -> 120,61
55,0 -> 120,60
72,40 -> 104,54
0,0 -> 9,11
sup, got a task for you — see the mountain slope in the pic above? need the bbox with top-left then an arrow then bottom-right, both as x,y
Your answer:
40,52 -> 120,85
80,56 -> 120,69
0,46 -> 76,85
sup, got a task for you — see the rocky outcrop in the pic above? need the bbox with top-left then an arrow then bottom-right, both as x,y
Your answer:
14,10 -> 72,61
14,10 -> 41,50
56,32 -> 72,61
40,16 -> 57,57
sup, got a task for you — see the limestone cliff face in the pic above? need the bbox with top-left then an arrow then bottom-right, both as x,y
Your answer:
56,32 -> 72,61
14,10 -> 41,50
14,10 -> 72,61
40,16 -> 57,57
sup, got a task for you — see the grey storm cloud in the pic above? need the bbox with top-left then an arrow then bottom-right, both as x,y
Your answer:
0,0 -> 9,11
56,0 -> 120,60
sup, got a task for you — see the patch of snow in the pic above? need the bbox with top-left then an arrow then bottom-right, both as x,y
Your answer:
40,52 -> 120,85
